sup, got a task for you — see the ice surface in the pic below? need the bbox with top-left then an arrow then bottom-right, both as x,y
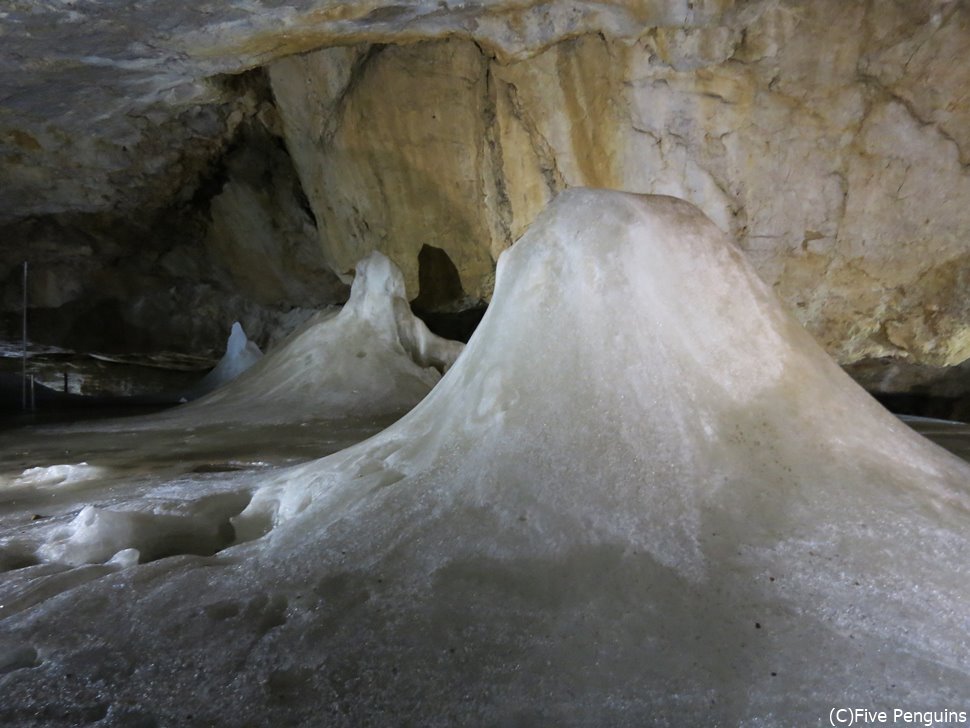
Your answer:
11,463 -> 105,490
2,190 -> 970,725
180,321 -> 263,400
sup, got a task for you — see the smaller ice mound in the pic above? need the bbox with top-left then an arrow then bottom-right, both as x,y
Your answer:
187,251 -> 463,422
180,322 -> 263,401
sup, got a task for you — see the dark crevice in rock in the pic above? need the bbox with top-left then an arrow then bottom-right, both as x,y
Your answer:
872,392 -> 965,421
293,179 -> 318,228
411,245 -> 465,311
191,68 -> 280,215
847,356 -> 970,421
320,43 -> 387,147
411,304 -> 487,344
483,56 -> 514,250
410,245 -> 486,342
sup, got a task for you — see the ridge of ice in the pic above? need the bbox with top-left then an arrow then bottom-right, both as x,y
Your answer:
35,504 -> 235,567
9,462 -> 105,490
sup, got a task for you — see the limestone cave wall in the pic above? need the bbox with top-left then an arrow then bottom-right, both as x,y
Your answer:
0,77 -> 347,355
2,0 -> 970,386
267,1 -> 970,371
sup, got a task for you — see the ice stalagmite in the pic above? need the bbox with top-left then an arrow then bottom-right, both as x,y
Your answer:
180,321 -> 263,400
3,190 -> 970,726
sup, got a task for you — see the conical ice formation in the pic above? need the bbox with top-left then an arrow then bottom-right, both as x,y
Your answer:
180,321 -> 264,401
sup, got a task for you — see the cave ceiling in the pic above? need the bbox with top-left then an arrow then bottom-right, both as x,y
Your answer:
0,0 -> 724,221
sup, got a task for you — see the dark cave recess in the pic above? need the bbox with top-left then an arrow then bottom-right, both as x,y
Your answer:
409,244 -> 487,343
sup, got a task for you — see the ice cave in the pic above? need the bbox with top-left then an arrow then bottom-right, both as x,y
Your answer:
3,2 -> 970,727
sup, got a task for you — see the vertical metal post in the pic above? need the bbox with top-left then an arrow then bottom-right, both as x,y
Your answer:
21,261 -> 27,411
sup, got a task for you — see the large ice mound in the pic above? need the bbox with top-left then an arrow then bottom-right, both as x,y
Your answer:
3,190 -> 970,725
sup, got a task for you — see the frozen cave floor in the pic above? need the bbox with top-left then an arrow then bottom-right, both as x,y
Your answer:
0,249 -> 459,636
2,190 -> 970,726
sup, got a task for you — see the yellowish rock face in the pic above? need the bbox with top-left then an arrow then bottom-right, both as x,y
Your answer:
265,1 -> 970,367
271,40 -> 497,300
4,0 -> 970,368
